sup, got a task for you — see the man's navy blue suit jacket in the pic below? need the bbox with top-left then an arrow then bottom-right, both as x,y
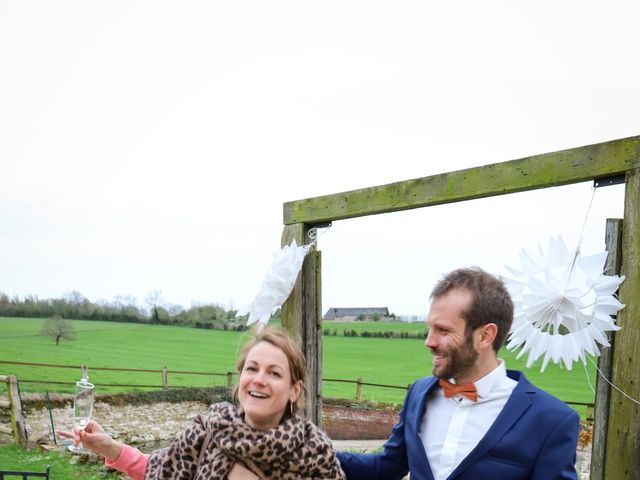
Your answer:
337,370 -> 579,480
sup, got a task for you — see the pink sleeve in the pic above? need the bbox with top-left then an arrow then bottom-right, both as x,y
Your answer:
105,443 -> 149,480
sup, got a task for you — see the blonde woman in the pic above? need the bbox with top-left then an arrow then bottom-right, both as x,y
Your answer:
61,327 -> 345,480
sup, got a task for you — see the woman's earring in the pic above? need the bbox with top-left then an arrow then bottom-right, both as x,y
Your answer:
290,400 -> 294,416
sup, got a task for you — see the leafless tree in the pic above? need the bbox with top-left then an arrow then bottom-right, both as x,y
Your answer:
40,315 -> 76,346
145,290 -> 165,322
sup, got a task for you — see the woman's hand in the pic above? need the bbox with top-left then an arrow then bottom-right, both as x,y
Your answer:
228,463 -> 260,480
57,419 -> 123,461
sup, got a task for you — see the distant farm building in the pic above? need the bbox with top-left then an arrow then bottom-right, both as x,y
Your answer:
323,307 -> 390,320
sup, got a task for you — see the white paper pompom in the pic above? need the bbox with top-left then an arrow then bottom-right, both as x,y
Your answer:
238,240 -> 311,326
505,236 -> 625,371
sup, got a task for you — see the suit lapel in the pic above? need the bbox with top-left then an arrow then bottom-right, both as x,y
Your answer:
447,371 -> 534,479
410,377 -> 438,480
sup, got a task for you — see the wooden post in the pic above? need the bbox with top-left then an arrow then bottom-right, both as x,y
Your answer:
81,365 -> 88,380
162,367 -> 168,391
7,375 -> 27,447
590,218 -> 623,480
281,224 -> 306,343
356,378 -> 363,402
280,223 -> 323,426
0,376 -> 11,436
226,372 -> 234,390
303,248 -> 322,425
604,168 -> 640,479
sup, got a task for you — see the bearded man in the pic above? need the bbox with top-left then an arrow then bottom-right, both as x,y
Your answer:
337,267 -> 579,480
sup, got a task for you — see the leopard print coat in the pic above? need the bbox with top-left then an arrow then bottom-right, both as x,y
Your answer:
145,402 -> 346,480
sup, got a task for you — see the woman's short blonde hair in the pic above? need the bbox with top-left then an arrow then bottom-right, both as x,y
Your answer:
233,326 -> 307,417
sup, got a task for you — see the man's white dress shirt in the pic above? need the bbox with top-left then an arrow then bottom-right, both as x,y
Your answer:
419,360 -> 517,480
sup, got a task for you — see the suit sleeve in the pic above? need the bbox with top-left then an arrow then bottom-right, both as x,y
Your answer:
337,383 -> 415,480
530,408 -> 580,480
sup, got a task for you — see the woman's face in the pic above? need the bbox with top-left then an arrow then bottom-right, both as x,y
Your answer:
238,341 -> 302,431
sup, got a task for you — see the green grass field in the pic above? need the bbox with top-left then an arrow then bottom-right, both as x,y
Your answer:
0,317 -> 597,415
0,444 -> 123,479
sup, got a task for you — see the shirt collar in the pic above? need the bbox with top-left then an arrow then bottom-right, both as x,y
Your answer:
438,360 -> 508,401
473,359 -> 507,400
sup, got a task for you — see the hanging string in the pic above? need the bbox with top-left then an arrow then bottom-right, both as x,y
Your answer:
586,355 -> 640,405
577,186 -> 597,250
583,359 -> 595,395
565,186 -> 597,288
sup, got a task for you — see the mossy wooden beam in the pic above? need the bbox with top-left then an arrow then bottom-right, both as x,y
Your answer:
604,168 -> 640,479
283,135 -> 640,225
280,223 -> 322,425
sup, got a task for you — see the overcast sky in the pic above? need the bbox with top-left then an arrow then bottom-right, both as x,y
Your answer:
1,1 -> 637,317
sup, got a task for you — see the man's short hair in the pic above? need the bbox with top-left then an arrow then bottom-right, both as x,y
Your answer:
430,267 -> 514,351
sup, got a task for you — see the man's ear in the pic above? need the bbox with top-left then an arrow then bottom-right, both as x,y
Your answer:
478,323 -> 498,348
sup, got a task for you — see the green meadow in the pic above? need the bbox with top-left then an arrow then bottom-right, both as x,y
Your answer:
0,317 -> 596,415
0,444 -> 122,479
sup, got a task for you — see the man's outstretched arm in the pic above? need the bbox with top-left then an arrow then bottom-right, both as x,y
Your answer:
337,383 -> 418,480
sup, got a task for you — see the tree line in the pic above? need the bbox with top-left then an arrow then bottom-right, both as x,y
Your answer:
0,290 -> 248,331
323,328 -> 427,339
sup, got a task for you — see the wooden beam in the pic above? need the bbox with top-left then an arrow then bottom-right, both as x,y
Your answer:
280,223 -> 323,426
590,218 -> 623,480
604,168 -> 640,479
284,135 -> 640,224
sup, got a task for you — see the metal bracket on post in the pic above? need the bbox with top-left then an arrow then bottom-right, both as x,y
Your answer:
308,221 -> 332,229
594,174 -> 625,188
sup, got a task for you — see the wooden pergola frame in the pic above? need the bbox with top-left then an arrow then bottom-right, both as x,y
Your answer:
280,135 -> 640,479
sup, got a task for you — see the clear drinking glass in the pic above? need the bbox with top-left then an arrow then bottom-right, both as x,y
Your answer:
68,376 -> 95,453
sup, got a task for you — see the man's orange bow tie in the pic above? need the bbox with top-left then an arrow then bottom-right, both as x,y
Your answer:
438,378 -> 478,401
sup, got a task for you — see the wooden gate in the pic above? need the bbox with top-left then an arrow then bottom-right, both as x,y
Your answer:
280,135 -> 640,478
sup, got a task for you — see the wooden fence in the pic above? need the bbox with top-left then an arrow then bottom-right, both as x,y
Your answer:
0,360 -> 412,400
0,360 -> 235,391
1,359 -> 594,445
0,358 -> 594,407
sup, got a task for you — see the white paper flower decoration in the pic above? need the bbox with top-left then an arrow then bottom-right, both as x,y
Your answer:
505,236 -> 625,371
238,240 -> 311,326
